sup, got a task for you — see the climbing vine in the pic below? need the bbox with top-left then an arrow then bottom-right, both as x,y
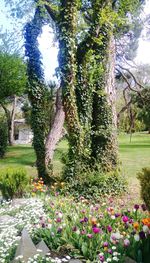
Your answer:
24,0 -> 144,180
24,4 -> 52,183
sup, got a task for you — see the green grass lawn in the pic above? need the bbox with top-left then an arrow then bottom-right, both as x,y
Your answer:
119,132 -> 150,183
0,133 -> 149,183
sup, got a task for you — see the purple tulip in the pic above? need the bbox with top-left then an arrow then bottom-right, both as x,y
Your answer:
141,204 -> 147,211
56,217 -> 61,223
72,226 -> 77,232
42,223 -> 46,228
81,230 -> 86,235
84,217 -> 88,222
103,242 -> 109,247
80,218 -> 84,223
99,255 -> 105,262
129,219 -> 133,224
115,213 -> 120,218
108,249 -> 113,254
139,231 -> 146,239
134,204 -> 139,210
124,239 -> 130,247
122,216 -> 129,223
87,233 -> 93,238
92,227 -> 101,234
107,225 -> 112,232
57,227 -> 62,233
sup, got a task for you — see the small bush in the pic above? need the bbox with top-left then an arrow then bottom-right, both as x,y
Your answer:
138,167 -> 150,212
61,169 -> 127,201
0,120 -> 8,158
0,167 -> 30,200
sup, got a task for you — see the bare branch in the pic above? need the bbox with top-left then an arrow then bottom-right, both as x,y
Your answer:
116,68 -> 143,98
44,0 -> 58,22
117,99 -> 132,121
117,65 -> 145,89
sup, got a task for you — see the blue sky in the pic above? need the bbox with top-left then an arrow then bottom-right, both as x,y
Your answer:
1,0 -> 150,81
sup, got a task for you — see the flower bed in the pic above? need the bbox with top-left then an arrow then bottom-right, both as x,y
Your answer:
32,196 -> 150,263
0,196 -> 149,263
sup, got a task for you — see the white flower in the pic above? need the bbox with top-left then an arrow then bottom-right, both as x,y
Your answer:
15,255 -> 23,260
111,215 -> 115,220
112,256 -> 119,261
112,246 -> 116,250
58,212 -> 63,218
76,230 -> 80,235
99,252 -> 104,256
134,234 -> 140,241
66,256 -> 71,260
37,249 -> 42,252
143,225 -> 149,232
107,259 -> 112,262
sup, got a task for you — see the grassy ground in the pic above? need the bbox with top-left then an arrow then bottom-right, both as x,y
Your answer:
119,132 -> 150,183
0,133 -> 149,184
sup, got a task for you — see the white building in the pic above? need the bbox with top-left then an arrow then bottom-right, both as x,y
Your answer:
14,119 -> 33,144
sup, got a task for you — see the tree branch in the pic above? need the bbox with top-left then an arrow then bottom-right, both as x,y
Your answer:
44,0 -> 58,22
117,65 -> 145,89
116,68 -> 142,98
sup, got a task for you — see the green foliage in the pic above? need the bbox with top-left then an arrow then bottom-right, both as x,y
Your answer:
62,168 -> 127,201
0,119 -> 8,158
0,167 -> 30,200
118,112 -> 145,133
135,87 -> 150,132
0,52 -> 27,100
138,167 -> 150,212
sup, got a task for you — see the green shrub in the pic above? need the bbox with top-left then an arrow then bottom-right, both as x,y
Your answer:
0,120 -> 8,158
138,167 -> 150,211
0,167 -> 30,200
62,169 -> 127,201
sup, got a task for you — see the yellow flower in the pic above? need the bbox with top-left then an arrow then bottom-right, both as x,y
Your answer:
90,217 -> 97,225
133,222 -> 139,230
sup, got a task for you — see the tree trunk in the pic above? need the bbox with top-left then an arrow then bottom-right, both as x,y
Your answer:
58,0 -> 84,178
45,88 -> 65,167
0,96 -> 17,146
105,35 -> 117,128
91,33 -> 118,171
9,96 -> 17,146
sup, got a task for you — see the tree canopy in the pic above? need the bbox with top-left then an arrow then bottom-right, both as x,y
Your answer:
0,52 -> 27,100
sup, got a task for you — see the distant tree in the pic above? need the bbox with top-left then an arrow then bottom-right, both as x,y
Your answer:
0,52 -> 27,145
116,64 -> 150,134
135,87 -> 150,133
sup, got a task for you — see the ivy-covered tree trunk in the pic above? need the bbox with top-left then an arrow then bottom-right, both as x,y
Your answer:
58,0 -> 85,177
24,6 -> 52,184
91,33 -> 118,171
